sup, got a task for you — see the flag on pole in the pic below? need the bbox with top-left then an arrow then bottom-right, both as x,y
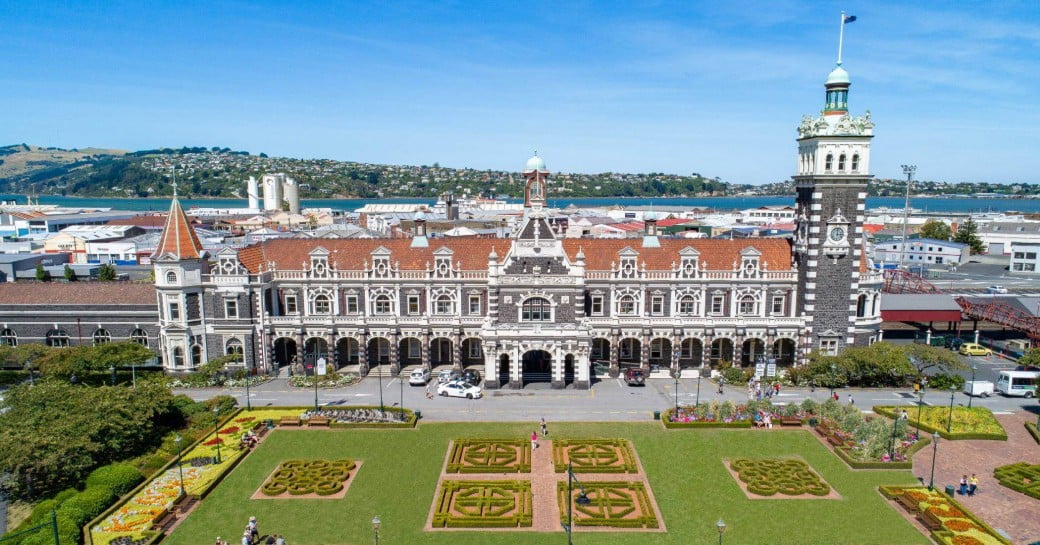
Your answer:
843,14 -> 857,23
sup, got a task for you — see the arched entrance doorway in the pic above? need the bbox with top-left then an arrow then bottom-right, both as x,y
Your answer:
773,338 -> 797,366
273,337 -> 297,367
460,338 -> 483,368
649,338 -> 671,371
336,337 -> 359,369
431,337 -> 453,368
591,338 -> 610,363
303,337 -> 329,370
741,338 -> 765,366
619,338 -> 641,368
399,337 -> 422,368
563,354 -> 575,386
522,350 -> 552,385
367,337 -> 391,369
679,338 -> 703,369
498,354 -> 510,386
710,338 -> 734,366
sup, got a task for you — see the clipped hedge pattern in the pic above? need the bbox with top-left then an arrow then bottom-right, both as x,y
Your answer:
993,462 -> 1040,500
260,459 -> 356,497
729,458 -> 830,497
881,486 -> 1013,545
556,481 -> 658,528
1026,422 -> 1040,445
432,480 -> 532,528
446,439 -> 531,473
873,406 -> 1007,441
552,439 -> 638,473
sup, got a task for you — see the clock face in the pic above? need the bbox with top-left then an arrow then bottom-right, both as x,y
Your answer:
829,227 -> 846,242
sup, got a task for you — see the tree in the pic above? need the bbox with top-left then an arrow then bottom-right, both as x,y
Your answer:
902,343 -> 966,378
63,264 -> 77,282
1017,348 -> 1040,369
953,218 -> 986,255
34,264 -> 50,282
918,220 -> 952,241
97,263 -> 117,281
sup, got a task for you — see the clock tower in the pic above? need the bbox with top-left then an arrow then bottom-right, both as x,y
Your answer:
793,51 -> 876,356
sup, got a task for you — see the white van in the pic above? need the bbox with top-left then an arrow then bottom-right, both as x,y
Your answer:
995,370 -> 1038,397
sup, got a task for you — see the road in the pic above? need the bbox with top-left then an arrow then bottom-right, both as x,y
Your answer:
174,373 -> 1039,422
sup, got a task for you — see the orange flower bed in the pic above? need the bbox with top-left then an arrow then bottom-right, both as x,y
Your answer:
944,519 -> 982,533
951,536 -> 984,545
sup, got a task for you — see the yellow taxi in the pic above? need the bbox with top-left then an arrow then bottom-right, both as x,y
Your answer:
958,343 -> 992,357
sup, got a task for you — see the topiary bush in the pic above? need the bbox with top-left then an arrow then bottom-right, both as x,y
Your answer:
86,463 -> 144,497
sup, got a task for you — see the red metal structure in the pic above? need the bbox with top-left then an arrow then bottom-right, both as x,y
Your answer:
882,269 -> 943,294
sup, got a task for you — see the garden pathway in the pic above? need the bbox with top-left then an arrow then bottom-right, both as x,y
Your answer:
530,437 -> 557,532
911,412 -> 1039,545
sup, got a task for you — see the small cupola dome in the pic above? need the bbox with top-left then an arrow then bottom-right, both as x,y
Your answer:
826,65 -> 850,86
524,154 -> 547,173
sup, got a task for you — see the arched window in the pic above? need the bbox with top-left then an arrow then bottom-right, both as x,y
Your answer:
838,154 -> 847,171
0,328 -> 16,347
856,294 -> 868,318
521,297 -> 551,321
312,294 -> 331,314
373,294 -> 391,314
824,154 -> 833,171
738,295 -> 757,315
165,271 -> 177,283
435,294 -> 454,315
46,328 -> 70,347
617,295 -> 636,315
851,154 -> 860,172
191,344 -> 203,367
872,294 -> 880,316
678,295 -> 698,315
225,338 -> 244,361
130,328 -> 149,347
173,346 -> 185,367
92,328 -> 111,345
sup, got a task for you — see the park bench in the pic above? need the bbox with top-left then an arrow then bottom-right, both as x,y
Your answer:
253,422 -> 270,438
279,417 -> 301,427
826,434 -> 845,447
919,509 -> 943,531
897,494 -> 920,513
780,416 -> 802,427
308,416 -> 330,427
175,496 -> 198,515
815,423 -> 831,436
151,508 -> 177,533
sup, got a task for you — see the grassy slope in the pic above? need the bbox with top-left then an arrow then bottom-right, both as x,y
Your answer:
164,422 -> 927,545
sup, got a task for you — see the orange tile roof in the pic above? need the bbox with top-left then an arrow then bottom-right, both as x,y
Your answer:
238,237 -> 793,272
153,199 -> 204,260
0,282 -> 157,305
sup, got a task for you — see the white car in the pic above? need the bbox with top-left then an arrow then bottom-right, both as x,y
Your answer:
987,285 -> 1008,294
437,381 -> 483,399
437,369 -> 459,384
408,368 -> 431,386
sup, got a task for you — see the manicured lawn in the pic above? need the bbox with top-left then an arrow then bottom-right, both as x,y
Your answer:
874,405 -> 1007,439
164,422 -> 928,545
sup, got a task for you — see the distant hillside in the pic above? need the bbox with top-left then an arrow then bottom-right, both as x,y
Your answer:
0,145 -> 739,199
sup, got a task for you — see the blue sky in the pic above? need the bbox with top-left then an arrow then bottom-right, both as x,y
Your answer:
1,1 -> 1037,184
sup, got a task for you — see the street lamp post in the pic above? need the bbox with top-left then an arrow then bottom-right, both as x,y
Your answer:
563,462 -> 592,545
174,435 -> 186,496
131,363 -> 136,389
928,431 -> 940,490
673,371 -> 680,415
829,364 -> 837,398
916,379 -> 927,439
888,412 -> 900,461
245,367 -> 252,411
717,518 -> 727,545
110,365 -> 116,386
696,371 -> 702,406
947,385 -> 956,433
313,364 -> 319,412
399,369 -> 404,418
371,516 -> 380,545
212,407 -> 222,464
967,365 -> 977,408
377,363 -> 385,416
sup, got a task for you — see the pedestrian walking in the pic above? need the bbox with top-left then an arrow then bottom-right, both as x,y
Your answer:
847,393 -> 854,406
774,383 -> 780,396
900,409 -> 908,420
531,431 -> 539,449
832,392 -> 839,401
540,418 -> 548,437
809,379 -> 815,393
425,383 -> 433,400
959,475 -> 968,496
718,379 -> 724,395
969,474 -> 978,496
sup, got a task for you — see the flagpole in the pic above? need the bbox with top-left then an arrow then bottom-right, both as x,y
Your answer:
837,11 -> 845,65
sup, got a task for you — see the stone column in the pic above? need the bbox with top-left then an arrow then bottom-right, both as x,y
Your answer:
703,334 -> 713,368
671,334 -> 681,374
295,331 -> 305,374
359,332 -> 369,376
641,332 -> 650,372
551,346 -> 565,390
421,331 -> 431,370
609,330 -> 620,378
575,350 -> 591,390
483,344 -> 498,389
328,331 -> 337,369
452,332 -> 462,370
389,331 -> 400,376
510,344 -> 522,389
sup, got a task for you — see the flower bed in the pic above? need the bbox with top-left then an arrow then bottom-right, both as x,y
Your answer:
302,406 -> 417,428
259,459 -> 356,497
431,480 -> 532,528
552,439 -> 638,474
662,399 -> 787,429
555,481 -> 658,528
446,439 -> 531,473
288,373 -> 359,388
992,462 -> 1040,500
729,458 -> 830,497
873,406 -> 1007,440
880,486 -> 1012,545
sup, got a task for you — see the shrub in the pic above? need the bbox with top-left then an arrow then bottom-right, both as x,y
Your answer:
927,373 -> 965,391
203,395 -> 238,415
85,463 -> 143,496
57,486 -> 116,526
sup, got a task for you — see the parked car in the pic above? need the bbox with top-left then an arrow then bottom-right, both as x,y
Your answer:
958,343 -> 992,357
408,368 -> 431,386
1015,364 -> 1040,372
944,337 -> 966,351
461,369 -> 482,385
437,369 -> 460,384
437,381 -> 483,399
623,368 -> 646,386
987,285 -> 1008,294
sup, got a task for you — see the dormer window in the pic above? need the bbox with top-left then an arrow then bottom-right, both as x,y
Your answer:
165,271 -> 178,283
678,247 -> 700,278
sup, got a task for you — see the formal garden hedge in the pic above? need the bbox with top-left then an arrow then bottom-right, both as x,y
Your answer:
993,462 -> 1040,500
873,406 -> 1007,441
260,459 -> 356,497
298,406 -> 417,428
555,481 -> 659,528
831,434 -> 932,470
729,459 -> 830,497
881,486 -> 1013,545
552,439 -> 638,473
1026,421 -> 1040,445
431,480 -> 532,528
445,439 -> 531,473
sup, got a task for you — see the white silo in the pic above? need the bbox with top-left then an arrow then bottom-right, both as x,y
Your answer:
282,177 -> 300,214
247,176 -> 260,210
262,174 -> 283,211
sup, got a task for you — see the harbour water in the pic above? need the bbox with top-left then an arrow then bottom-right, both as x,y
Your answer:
0,194 -> 1036,214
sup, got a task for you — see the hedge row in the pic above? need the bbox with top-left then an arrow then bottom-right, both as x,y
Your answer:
445,439 -> 531,473
260,459 -> 355,496
556,481 -> 659,528
660,408 -> 753,429
872,406 -> 1007,441
730,459 -> 830,497
832,435 -> 932,470
432,480 -> 532,528
1026,422 -> 1040,445
993,462 -> 1040,500
552,439 -> 638,473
